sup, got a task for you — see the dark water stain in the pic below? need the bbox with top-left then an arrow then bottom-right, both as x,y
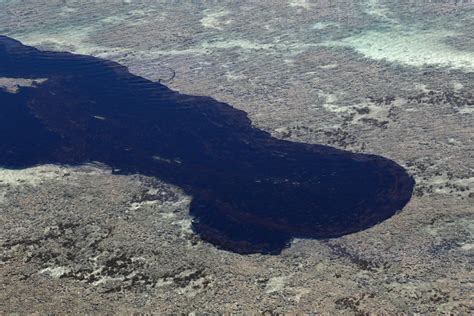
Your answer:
0,36 -> 414,254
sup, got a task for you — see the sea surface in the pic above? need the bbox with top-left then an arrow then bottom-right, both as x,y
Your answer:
0,36 -> 414,254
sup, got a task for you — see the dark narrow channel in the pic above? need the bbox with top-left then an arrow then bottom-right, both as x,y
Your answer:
0,36 -> 414,254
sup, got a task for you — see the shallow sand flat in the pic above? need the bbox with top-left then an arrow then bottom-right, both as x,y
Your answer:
0,0 -> 473,313
334,26 -> 474,71
0,165 -> 69,186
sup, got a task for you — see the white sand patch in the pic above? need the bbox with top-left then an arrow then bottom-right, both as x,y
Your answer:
10,26 -> 128,60
129,200 -> 159,211
318,63 -> 339,69
460,243 -> 473,251
289,0 -> 311,10
200,10 -> 229,30
0,77 -> 47,93
135,33 -> 355,58
98,10 -> 151,27
0,165 -> 70,187
319,91 -> 339,104
312,22 -> 328,30
12,27 -> 96,55
274,127 -> 290,135
293,287 -> 311,303
159,212 -> 176,220
59,6 -> 77,16
40,266 -> 71,278
138,47 -> 212,57
155,277 -> 174,287
173,218 -> 193,234
139,39 -> 277,57
100,15 -> 126,24
224,71 -> 246,81
364,0 -> 397,23
452,82 -> 464,91
330,26 -> 474,71
202,39 -> 274,51
0,165 -> 111,203
414,83 -> 431,93
458,107 -> 474,114
312,22 -> 339,30
265,276 -> 286,293
319,91 -> 351,114
321,103 -> 348,113
92,275 -> 124,287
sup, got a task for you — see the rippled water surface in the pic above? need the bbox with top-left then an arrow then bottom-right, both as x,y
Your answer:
0,36 -> 414,254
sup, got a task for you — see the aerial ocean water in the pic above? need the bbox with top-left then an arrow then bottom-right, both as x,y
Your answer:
0,36 -> 414,254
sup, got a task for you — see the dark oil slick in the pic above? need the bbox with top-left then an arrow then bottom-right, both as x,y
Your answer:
0,36 -> 414,254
